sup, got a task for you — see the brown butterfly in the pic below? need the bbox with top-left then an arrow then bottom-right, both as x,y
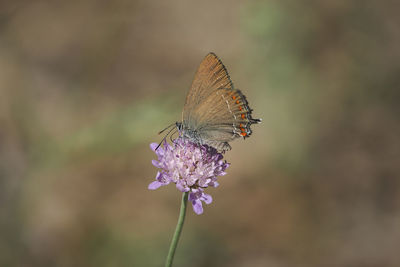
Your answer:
161,52 -> 261,152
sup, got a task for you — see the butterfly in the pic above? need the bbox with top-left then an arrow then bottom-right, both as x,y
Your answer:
160,52 -> 261,152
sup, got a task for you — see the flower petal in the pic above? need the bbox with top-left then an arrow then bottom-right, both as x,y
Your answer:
150,143 -> 159,151
201,193 -> 213,204
188,191 -> 197,202
192,199 -> 204,215
211,181 -> 219,187
152,160 -> 162,168
148,181 -> 164,190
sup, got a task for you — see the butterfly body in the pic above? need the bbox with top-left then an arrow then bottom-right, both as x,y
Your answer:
169,52 -> 260,152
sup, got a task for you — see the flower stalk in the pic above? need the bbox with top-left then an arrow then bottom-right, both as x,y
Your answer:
165,192 -> 189,267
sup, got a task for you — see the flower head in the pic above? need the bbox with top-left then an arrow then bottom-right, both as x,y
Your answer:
148,138 -> 230,214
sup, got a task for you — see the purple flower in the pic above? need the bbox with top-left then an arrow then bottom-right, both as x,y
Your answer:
148,138 -> 230,215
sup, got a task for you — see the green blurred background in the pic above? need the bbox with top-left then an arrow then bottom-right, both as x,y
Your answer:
1,1 -> 399,266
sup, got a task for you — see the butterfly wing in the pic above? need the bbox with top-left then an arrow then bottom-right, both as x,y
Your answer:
183,53 -> 234,126
182,53 -> 260,151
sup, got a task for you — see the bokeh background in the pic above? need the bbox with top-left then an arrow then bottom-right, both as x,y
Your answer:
1,1 -> 400,266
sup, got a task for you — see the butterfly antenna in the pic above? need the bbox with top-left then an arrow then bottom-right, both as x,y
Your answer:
158,122 -> 175,135
155,124 -> 177,150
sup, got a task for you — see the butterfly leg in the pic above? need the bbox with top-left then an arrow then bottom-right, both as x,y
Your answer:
220,142 -> 231,153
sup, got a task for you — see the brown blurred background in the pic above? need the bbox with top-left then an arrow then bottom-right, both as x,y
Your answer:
1,1 -> 400,266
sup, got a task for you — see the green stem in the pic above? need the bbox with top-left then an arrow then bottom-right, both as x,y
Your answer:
165,192 -> 189,267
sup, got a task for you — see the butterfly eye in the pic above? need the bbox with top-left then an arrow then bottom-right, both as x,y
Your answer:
176,122 -> 183,130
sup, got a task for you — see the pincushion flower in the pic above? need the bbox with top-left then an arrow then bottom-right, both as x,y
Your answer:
148,137 -> 230,215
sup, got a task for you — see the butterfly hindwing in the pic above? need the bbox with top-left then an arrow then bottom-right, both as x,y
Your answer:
195,88 -> 259,137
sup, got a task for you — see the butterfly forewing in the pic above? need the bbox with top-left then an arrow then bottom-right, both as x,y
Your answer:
183,53 -> 233,126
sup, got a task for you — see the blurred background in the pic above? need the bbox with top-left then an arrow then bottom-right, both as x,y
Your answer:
1,0 -> 400,266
